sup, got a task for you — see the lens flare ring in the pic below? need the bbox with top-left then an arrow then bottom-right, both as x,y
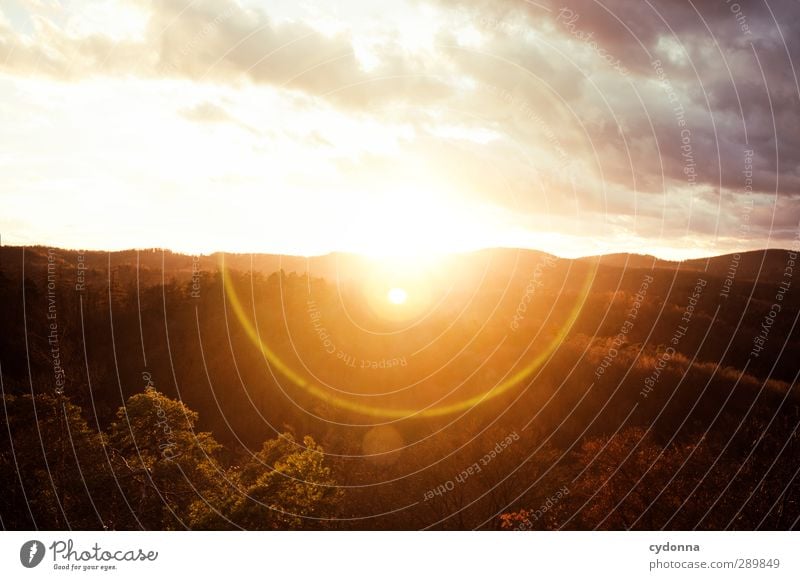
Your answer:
220,256 -> 597,419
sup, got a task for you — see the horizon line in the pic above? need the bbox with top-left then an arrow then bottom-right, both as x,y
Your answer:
1,243 -> 796,264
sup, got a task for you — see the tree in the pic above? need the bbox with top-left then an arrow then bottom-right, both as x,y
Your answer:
501,428 -> 725,530
0,393 -> 113,529
104,387 -> 342,530
107,387 -> 227,530
192,433 -> 342,530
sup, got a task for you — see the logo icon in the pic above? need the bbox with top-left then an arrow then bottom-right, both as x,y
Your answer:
20,540 -> 46,568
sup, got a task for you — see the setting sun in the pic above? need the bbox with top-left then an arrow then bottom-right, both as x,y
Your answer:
387,287 -> 408,305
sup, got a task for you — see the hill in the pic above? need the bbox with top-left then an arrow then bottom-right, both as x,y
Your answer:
0,244 -> 798,530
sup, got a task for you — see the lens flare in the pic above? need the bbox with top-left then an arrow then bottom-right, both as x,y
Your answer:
220,254 -> 597,420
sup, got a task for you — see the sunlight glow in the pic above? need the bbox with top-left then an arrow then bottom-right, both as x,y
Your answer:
349,186 -> 497,260
387,287 -> 408,305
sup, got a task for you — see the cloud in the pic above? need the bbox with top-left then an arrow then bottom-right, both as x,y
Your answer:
0,0 -> 451,107
2,0 -> 800,253
431,0 -> 800,246
180,101 -> 234,123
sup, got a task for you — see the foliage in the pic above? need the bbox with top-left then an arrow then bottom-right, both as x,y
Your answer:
1,389 -> 342,530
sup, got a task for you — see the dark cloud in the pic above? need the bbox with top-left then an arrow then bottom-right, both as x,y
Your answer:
434,0 -> 800,247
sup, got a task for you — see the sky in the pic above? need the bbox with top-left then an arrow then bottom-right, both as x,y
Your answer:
1,0 -> 799,260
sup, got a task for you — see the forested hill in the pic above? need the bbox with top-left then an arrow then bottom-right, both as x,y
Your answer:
1,245 -> 794,284
1,245 -> 798,529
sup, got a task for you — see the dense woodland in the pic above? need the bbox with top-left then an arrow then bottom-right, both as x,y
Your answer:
1,245 -> 798,530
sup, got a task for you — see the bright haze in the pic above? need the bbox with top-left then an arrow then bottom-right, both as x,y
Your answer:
1,0 -> 798,260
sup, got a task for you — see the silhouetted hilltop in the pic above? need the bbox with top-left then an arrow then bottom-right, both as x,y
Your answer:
3,245 -> 794,287
578,252 -> 672,270
681,249 -> 796,281
579,248 -> 795,281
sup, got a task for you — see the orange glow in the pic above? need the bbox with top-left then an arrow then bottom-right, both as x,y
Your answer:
220,254 -> 599,420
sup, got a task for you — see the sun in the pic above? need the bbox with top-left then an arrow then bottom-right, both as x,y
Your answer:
387,287 -> 408,305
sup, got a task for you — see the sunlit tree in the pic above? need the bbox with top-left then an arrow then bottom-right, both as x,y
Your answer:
107,387 -> 226,529
193,433 -> 342,530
